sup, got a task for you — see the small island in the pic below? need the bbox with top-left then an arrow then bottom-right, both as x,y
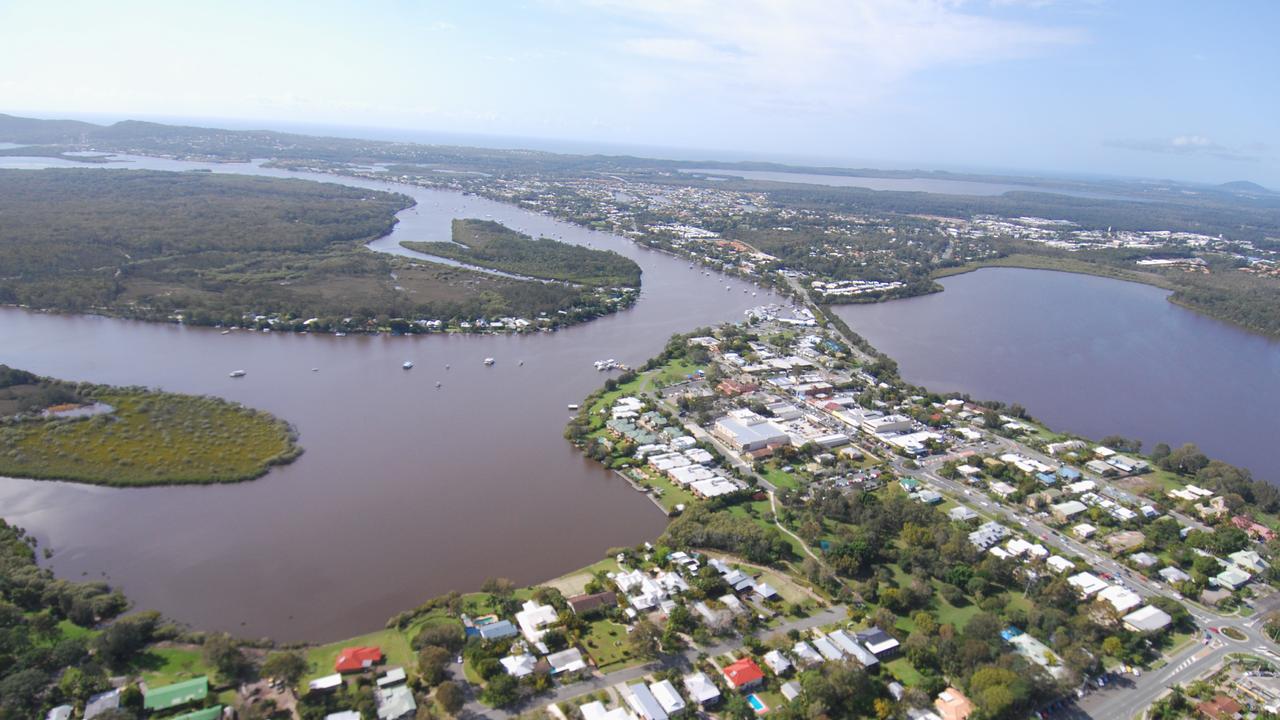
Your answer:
0,365 -> 300,486
403,219 -> 642,288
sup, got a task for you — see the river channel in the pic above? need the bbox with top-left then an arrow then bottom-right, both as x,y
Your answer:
0,155 -> 779,642
834,268 -> 1280,483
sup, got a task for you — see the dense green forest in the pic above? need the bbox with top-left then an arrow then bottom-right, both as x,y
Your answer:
0,170 -> 631,329
0,365 -> 301,486
401,219 -> 641,287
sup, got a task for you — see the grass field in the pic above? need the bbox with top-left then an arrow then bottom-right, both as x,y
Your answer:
885,657 -> 926,687
0,388 -> 300,486
581,619 -> 639,672
134,646 -> 213,687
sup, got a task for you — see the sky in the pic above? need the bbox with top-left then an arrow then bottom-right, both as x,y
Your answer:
1,0 -> 1278,185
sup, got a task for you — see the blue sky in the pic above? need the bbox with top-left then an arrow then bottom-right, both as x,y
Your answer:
2,0 -> 1277,185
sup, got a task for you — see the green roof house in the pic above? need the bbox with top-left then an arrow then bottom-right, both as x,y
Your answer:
144,676 -> 209,711
171,707 -> 223,720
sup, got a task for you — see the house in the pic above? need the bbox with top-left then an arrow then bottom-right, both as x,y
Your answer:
988,481 -> 1017,498
335,646 -> 384,673
144,677 -> 209,712
722,657 -> 766,690
172,709 -> 223,720
781,681 -> 801,701
1229,550 -> 1268,574
935,687 -> 975,720
1046,556 -> 1075,574
1213,567 -> 1251,590
1073,523 -> 1097,539
376,668 -> 406,688
84,689 -> 121,720
376,684 -> 416,720
500,654 -> 538,677
650,680 -> 686,715
580,702 -> 634,720
626,682 -> 669,720
948,505 -> 978,522
1123,605 -> 1173,633
812,634 -> 845,662
47,706 -> 73,720
1068,572 -> 1109,597
791,640 -> 824,667
763,649 -> 793,675
515,599 -> 560,643
683,672 -> 721,708
1130,552 -> 1159,568
1196,694 -> 1243,720
568,591 -> 618,616
828,629 -> 879,668
309,674 -> 344,692
547,648 -> 589,674
479,620 -> 518,641
1097,585 -> 1143,614
1051,500 -> 1088,523
968,521 -> 1009,549
1159,566 -> 1192,585
856,627 -> 900,657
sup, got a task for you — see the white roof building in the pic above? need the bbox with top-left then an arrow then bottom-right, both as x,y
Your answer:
683,672 -> 721,706
515,599 -> 560,643
1123,605 -> 1173,633
581,702 -> 635,720
650,680 -> 686,714
763,649 -> 793,674
1097,585 -> 1143,614
1046,556 -> 1075,574
501,654 -> 537,677
1068,572 -> 1109,597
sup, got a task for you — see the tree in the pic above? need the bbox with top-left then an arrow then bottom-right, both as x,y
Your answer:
1102,636 -> 1124,657
418,645 -> 452,686
630,618 -> 662,658
202,633 -> 251,683
261,651 -> 308,689
436,680 -> 464,715
480,673 -> 519,707
413,623 -> 465,653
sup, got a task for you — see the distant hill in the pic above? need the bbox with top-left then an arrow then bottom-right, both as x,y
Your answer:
1219,180 -> 1275,195
0,113 -> 102,144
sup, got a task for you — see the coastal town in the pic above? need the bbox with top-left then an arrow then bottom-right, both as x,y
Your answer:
118,310 -> 1269,720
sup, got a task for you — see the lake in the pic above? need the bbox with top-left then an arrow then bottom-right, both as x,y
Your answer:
833,268 -> 1280,483
0,155 -> 783,642
682,168 -> 1137,200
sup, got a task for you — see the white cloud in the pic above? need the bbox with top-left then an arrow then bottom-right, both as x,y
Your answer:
579,0 -> 1084,111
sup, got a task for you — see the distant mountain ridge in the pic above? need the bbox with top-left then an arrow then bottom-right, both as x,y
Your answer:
1219,180 -> 1275,195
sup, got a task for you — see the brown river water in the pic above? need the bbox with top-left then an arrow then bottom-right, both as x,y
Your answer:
0,155 -> 777,642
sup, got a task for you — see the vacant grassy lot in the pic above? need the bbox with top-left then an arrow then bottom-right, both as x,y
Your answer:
136,645 -> 211,687
0,386 -> 300,486
581,619 -> 637,672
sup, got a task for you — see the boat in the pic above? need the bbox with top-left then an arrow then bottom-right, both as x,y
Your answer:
483,358 -> 496,366
518,360 -> 525,366
334,332 -> 347,337
567,404 -> 580,411
312,368 -> 319,372
220,330 -> 230,335
435,381 -> 443,388
445,364 -> 451,370
229,370 -> 246,378
403,361 -> 414,370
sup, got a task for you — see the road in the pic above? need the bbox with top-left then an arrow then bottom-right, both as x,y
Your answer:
457,604 -> 848,719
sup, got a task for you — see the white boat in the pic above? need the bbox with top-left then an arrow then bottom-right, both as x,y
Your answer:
403,361 -> 414,370
334,332 -> 347,337
229,370 -> 246,378
567,404 -> 580,411
220,330 -> 230,335
435,381 -> 443,388
483,358 -> 496,366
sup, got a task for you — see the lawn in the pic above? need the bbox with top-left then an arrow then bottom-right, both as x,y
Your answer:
761,465 -> 803,491
304,628 -> 415,683
135,646 -> 212,687
934,595 -> 980,630
581,619 -> 638,672
885,657 -> 926,687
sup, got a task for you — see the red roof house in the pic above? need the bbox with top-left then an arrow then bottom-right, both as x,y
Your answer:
722,657 -> 765,690
334,646 -> 383,673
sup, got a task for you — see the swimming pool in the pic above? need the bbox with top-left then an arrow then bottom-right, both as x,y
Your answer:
747,694 -> 768,714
